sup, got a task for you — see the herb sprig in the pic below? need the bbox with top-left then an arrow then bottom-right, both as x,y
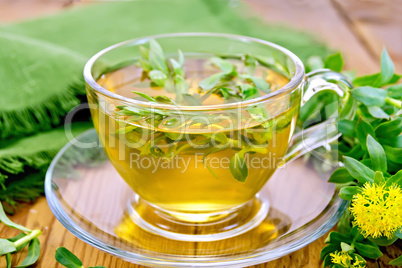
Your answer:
134,39 -> 273,105
114,39 -> 288,182
315,48 -> 402,267
0,202 -> 42,268
0,202 -> 105,267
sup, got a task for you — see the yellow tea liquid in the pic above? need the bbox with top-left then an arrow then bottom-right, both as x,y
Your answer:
90,57 -> 299,215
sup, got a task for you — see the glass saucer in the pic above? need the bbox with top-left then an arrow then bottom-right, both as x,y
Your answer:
45,129 -> 346,267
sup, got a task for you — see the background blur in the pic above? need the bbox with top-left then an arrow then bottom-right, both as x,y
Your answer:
0,0 -> 401,74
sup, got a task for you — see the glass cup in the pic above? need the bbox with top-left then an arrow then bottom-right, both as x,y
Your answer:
84,33 -> 352,241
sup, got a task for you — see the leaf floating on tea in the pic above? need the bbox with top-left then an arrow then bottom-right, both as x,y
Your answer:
199,72 -> 226,91
229,153 -> 248,182
154,95 -> 177,105
148,70 -> 167,87
132,91 -> 157,102
148,39 -> 169,74
241,74 -> 271,93
210,57 -> 235,74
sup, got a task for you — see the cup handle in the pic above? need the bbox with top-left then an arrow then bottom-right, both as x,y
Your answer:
284,69 -> 354,163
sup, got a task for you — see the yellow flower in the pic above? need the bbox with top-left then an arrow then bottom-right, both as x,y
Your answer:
329,251 -> 365,268
330,251 -> 351,267
350,183 -> 402,239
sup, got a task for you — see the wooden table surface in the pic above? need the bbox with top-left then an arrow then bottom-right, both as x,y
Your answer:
0,0 -> 401,267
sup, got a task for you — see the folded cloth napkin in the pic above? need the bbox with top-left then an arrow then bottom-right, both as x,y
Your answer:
0,0 -> 330,212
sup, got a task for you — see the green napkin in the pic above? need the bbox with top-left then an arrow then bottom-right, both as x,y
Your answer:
0,0 -> 330,212
0,122 -> 93,213
0,32 -> 86,139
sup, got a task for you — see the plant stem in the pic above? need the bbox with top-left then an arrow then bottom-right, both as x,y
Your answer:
14,229 -> 42,248
385,97 -> 402,108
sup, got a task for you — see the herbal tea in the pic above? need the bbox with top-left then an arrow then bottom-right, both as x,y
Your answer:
89,40 -> 300,215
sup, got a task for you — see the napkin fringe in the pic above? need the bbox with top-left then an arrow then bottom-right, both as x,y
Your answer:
0,90 -> 80,139
0,151 -> 56,187
0,171 -> 46,214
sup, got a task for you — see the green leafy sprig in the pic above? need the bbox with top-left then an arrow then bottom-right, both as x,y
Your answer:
316,48 -> 402,268
113,39 -> 292,182
0,202 -> 106,267
0,202 -> 42,268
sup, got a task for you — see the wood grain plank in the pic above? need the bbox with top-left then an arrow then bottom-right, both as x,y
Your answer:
245,0 -> 379,74
332,0 -> 402,72
0,0 -> 68,23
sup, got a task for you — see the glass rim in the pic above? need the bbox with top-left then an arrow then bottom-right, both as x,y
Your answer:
83,32 -> 305,111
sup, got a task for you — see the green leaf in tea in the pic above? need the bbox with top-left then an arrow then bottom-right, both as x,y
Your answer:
132,91 -> 157,102
174,75 -> 189,97
244,54 -> 257,74
178,49 -> 184,66
199,72 -> 226,90
241,75 -> 271,93
154,95 -> 176,105
139,45 -> 149,60
148,39 -> 169,74
170,58 -> 183,76
247,106 -> 270,128
229,153 -> 248,182
210,57 -> 235,74
239,84 -> 259,100
181,93 -> 202,106
203,145 -> 230,179
148,70 -> 167,87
